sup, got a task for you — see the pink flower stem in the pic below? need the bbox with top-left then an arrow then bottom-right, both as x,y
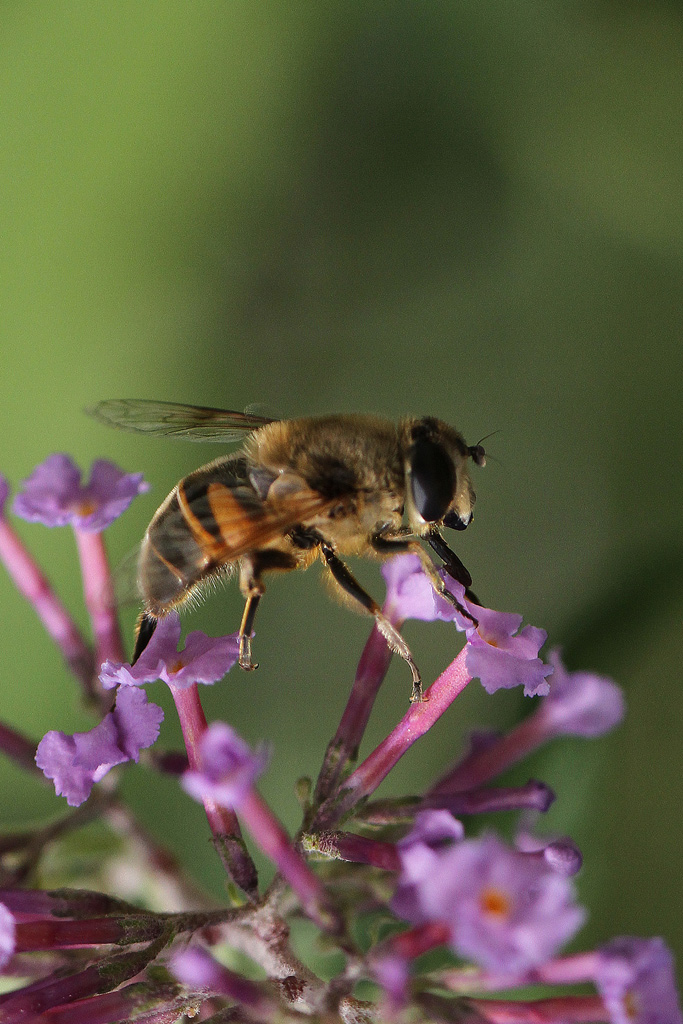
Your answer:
388,921 -> 451,960
15,915 -> 161,950
430,710 -> 556,795
356,779 -> 554,825
38,984 -> 190,1024
168,683 -> 258,898
471,995 -> 607,1022
0,931 -> 169,1018
238,790 -> 341,933
0,721 -> 41,775
437,953 -> 600,995
302,829 -> 400,871
314,620 -> 394,806
0,518 -> 94,692
73,529 -> 126,669
313,646 -> 471,829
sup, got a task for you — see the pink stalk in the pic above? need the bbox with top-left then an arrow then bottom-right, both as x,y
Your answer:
0,721 -> 41,775
388,921 -> 451,960
472,994 -> 607,1023
35,986 -> 189,1024
0,518 -> 94,688
15,916 -> 159,950
314,646 -> 471,828
314,621 -> 394,804
0,938 -> 166,1018
304,830 -> 400,871
169,683 -> 258,898
237,789 -> 340,933
73,529 -> 125,668
430,711 -> 559,795
438,953 -> 600,995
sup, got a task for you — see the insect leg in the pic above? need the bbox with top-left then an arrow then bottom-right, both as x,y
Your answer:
319,540 -> 425,703
238,593 -> 261,671
237,549 -> 299,671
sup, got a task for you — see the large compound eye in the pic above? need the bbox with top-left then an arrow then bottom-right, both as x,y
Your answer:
409,439 -> 456,522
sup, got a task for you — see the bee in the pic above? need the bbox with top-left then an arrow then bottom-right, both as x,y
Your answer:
89,401 -> 486,701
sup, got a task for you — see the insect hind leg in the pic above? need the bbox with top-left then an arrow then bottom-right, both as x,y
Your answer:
318,539 -> 425,703
132,612 -> 157,664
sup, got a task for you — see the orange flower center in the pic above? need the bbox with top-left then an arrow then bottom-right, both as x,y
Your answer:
169,658 -> 185,674
75,499 -> 99,516
479,886 -> 511,918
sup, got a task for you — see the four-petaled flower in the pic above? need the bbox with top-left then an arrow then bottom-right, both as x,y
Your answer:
392,830 -> 585,973
13,454 -> 148,533
35,687 -> 163,806
100,613 -> 240,690
382,553 -> 553,696
596,937 -> 683,1024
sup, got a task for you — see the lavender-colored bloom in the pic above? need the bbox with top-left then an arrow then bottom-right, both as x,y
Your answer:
381,555 -> 552,697
182,722 -> 269,811
100,613 -> 240,690
373,953 -> 410,1011
465,606 -> 552,697
541,650 -> 625,737
596,937 -> 682,1024
392,811 -> 464,925
0,902 -> 16,969
382,554 -> 456,622
13,454 -> 148,533
392,831 -> 585,974
36,687 -> 163,806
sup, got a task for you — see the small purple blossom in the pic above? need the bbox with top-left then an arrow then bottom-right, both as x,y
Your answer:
541,649 -> 625,737
181,722 -> 269,811
392,810 -> 464,925
100,613 -> 240,690
35,686 -> 163,806
0,902 -> 16,969
465,605 -> 552,697
382,554 -> 455,622
392,831 -> 585,974
381,555 -> 552,697
596,937 -> 682,1024
12,454 -> 149,533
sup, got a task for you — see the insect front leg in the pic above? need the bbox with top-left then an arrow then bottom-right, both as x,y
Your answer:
237,549 -> 299,671
317,539 -> 425,703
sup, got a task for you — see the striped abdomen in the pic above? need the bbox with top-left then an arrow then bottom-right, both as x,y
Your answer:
137,456 -> 264,615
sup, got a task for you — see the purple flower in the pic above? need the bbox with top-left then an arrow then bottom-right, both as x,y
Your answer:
0,902 -> 16,969
382,554 -> 456,623
596,937 -> 682,1024
181,722 -> 269,811
36,687 -> 163,806
13,454 -> 148,533
381,555 -> 552,697
465,606 -> 552,697
392,831 -> 585,974
392,811 -> 464,925
541,650 -> 625,737
100,613 -> 240,690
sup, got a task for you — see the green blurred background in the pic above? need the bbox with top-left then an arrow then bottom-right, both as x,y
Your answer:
1,0 -> 681,977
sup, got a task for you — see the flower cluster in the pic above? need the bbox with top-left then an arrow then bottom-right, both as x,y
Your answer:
0,452 -> 679,1023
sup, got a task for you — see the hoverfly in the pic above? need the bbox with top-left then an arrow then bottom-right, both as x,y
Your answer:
89,401 -> 486,701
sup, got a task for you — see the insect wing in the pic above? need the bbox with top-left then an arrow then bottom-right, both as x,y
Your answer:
87,400 -> 277,441
198,480 -> 336,561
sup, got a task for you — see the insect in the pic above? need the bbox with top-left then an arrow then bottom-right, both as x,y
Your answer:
89,400 -> 486,701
